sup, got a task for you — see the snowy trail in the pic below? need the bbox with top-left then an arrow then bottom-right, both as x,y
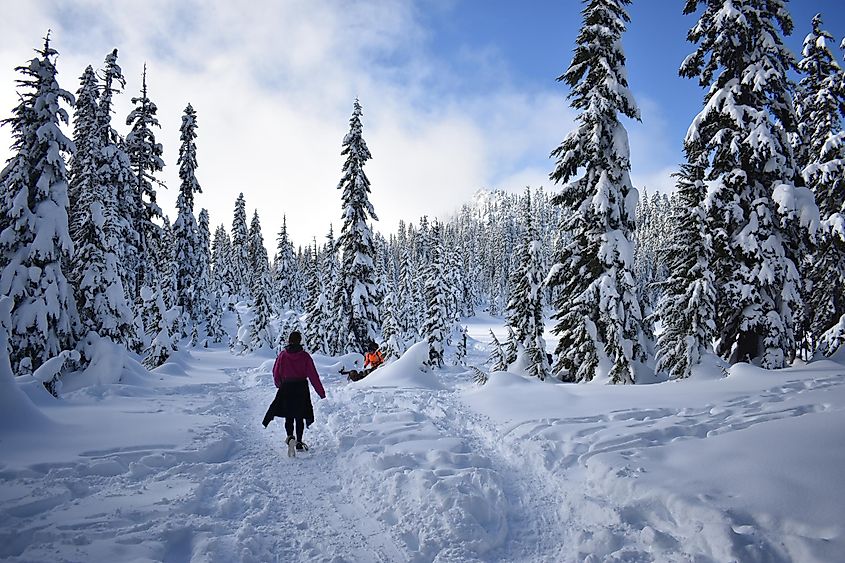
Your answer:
232,360 -> 407,563
321,379 -> 570,562
416,387 -> 567,562
139,350 -> 410,562
0,348 -> 406,563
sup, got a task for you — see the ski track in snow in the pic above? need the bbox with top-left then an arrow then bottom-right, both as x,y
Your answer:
2,346 -> 844,562
492,373 -> 845,562
322,383 -> 568,562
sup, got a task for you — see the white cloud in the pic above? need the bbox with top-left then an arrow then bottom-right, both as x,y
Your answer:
0,0 -> 579,249
631,166 -> 678,198
491,167 -> 552,195
627,92 -> 683,198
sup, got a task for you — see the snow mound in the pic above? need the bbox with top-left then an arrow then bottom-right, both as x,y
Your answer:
256,357 -> 275,374
319,352 -> 364,374
0,358 -> 55,433
0,296 -> 57,432
727,361 -> 771,379
484,369 -> 535,389
150,350 -> 195,377
16,375 -> 64,408
63,335 -> 152,392
828,345 -> 845,364
357,341 -> 444,390
688,351 -> 730,380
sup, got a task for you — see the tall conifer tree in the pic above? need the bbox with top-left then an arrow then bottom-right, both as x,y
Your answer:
246,211 -> 274,351
654,161 -> 717,378
794,14 -> 845,354
381,289 -> 406,360
0,34 -> 79,373
230,193 -> 251,300
303,242 -> 331,354
210,224 -> 233,308
172,104 -> 202,338
97,49 -> 138,306
547,0 -> 645,384
336,98 -> 380,352
274,215 -> 297,310
681,0 -> 808,368
505,189 -> 549,380
68,66 -> 99,246
196,208 -> 212,328
422,223 -> 449,367
157,216 -> 176,309
69,49 -> 140,352
125,64 -> 165,294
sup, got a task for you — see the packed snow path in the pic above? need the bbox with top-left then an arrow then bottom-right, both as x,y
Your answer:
2,345 -> 844,562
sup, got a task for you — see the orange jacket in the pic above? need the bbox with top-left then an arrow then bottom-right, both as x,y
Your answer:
364,350 -> 384,370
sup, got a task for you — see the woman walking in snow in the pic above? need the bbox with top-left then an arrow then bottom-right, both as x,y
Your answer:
263,331 -> 326,457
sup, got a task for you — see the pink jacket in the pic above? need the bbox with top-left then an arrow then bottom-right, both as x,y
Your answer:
272,349 -> 326,399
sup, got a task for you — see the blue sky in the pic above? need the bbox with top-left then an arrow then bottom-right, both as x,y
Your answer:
416,0 -> 845,195
1,0 -> 844,246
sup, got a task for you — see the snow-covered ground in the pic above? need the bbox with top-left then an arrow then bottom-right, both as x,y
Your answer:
2,321 -> 844,562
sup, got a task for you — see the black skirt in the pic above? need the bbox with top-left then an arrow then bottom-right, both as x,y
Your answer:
262,379 -> 315,428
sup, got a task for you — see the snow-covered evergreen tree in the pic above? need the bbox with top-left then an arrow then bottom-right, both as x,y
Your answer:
421,224 -> 449,367
546,0 -> 645,384
230,193 -> 251,301
140,282 -> 158,348
172,104 -> 202,339
794,13 -> 845,354
124,64 -> 165,294
373,234 -> 391,318
381,289 -> 406,360
142,281 -> 176,369
245,211 -> 274,351
156,216 -> 177,309
196,208 -> 212,327
488,330 -> 507,372
274,215 -> 297,311
96,49 -> 138,310
248,211 -> 271,292
68,65 -> 99,246
505,189 -> 549,380
681,0 -> 809,368
794,13 -> 845,202
210,224 -> 233,308
397,246 -> 418,337
503,325 -> 518,367
327,280 -> 346,354
68,49 -> 139,353
300,242 -> 317,309
633,189 -> 672,319
443,237 -> 464,322
206,224 -> 229,345
453,324 -> 468,367
322,225 -> 348,354
205,290 -> 226,345
303,243 -> 330,354
336,98 -> 380,352
71,179 -> 136,352
654,161 -> 717,379
0,34 -> 79,373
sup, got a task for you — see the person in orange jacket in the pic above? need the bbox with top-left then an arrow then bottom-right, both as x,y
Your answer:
363,340 -> 384,375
